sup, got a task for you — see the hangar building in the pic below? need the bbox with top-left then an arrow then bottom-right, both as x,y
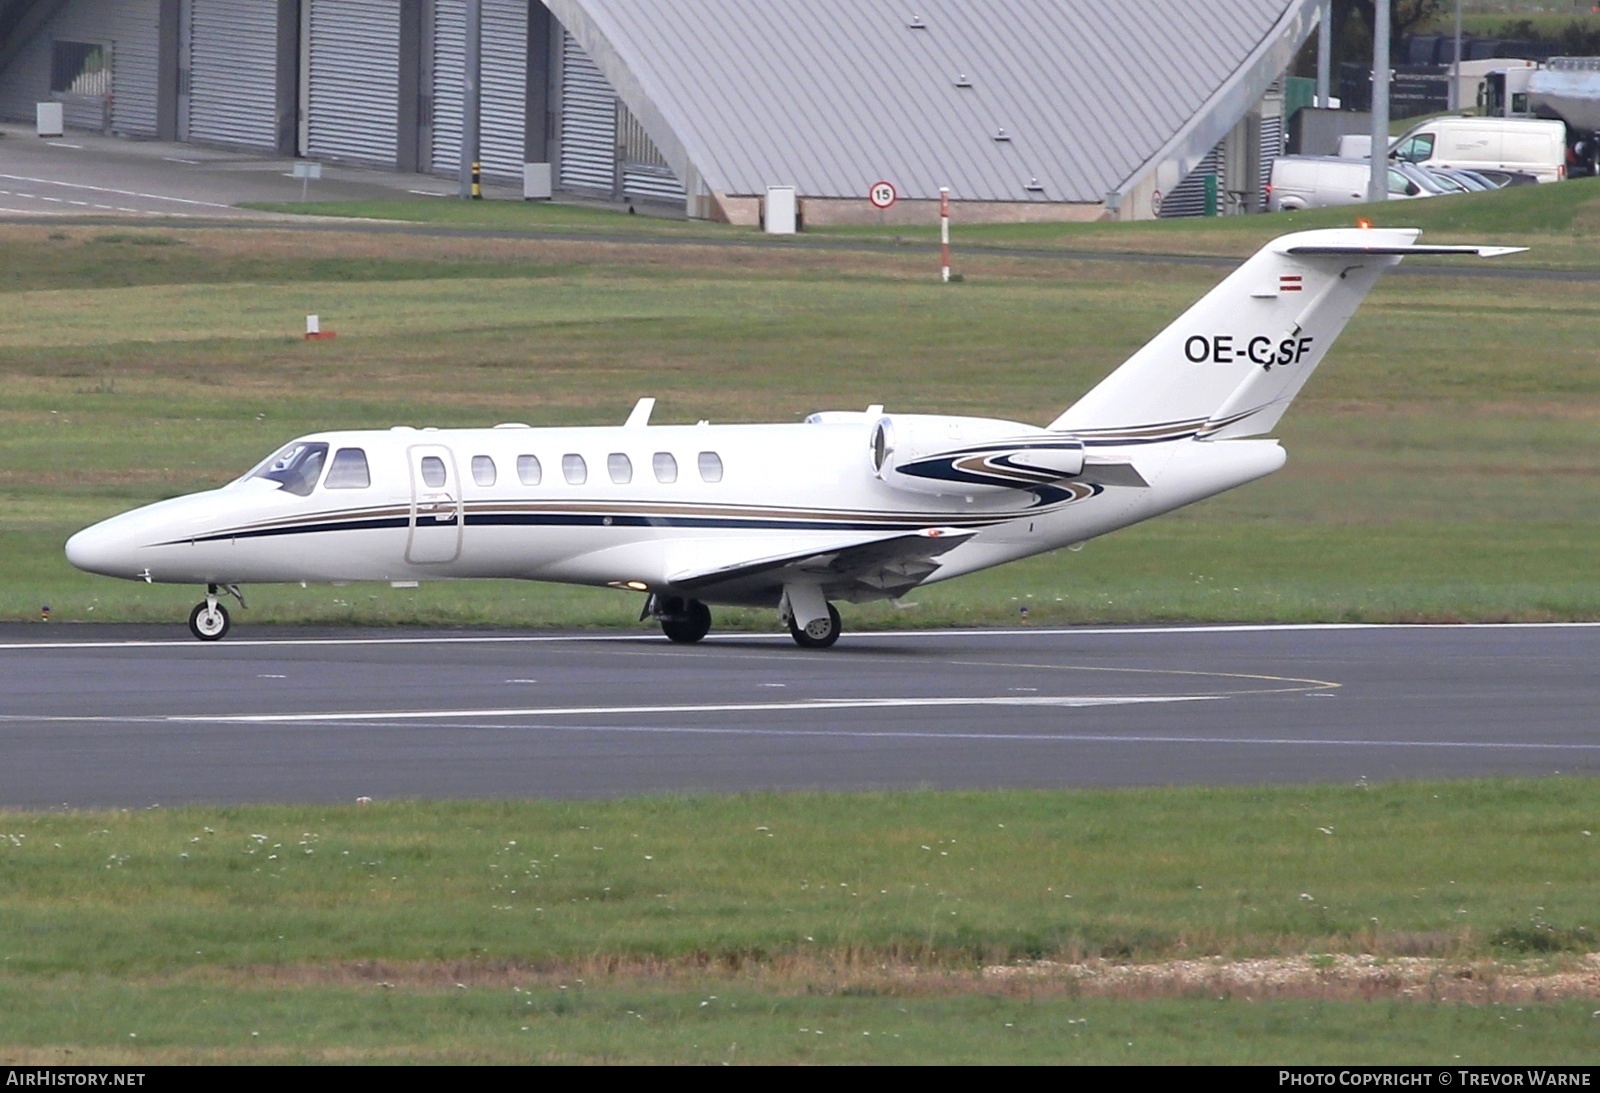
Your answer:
0,0 -> 1323,222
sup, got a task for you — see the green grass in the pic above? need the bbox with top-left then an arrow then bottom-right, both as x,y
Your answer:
245,197 -> 721,235
1455,11 -> 1600,38
2,781 -> 1598,1063
250,177 -> 1600,266
2,210 -> 1597,630
4,984 -> 1595,1064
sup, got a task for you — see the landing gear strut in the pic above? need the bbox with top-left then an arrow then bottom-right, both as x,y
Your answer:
652,595 -> 712,644
787,602 -> 841,649
188,584 -> 244,642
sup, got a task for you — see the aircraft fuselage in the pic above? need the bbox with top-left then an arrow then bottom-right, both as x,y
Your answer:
65,415 -> 1284,607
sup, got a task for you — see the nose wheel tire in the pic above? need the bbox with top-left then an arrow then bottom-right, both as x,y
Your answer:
188,601 -> 231,641
788,603 -> 841,649
660,599 -> 712,644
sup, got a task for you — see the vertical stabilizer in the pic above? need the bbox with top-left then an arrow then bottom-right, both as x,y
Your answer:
1049,228 -> 1519,442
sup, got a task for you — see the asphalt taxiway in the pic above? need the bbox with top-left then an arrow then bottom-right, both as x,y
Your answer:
1,623 -> 1596,808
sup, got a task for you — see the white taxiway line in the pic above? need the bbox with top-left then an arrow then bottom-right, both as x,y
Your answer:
3,620 -> 1599,653
11,710 -> 1600,755
0,173 -> 237,210
166,694 -> 1219,723
308,726 -> 1600,753
344,726 -> 1600,752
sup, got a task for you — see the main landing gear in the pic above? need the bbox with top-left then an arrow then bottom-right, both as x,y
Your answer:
787,603 -> 841,649
781,585 -> 842,649
650,595 -> 712,644
188,584 -> 245,642
645,591 -> 844,649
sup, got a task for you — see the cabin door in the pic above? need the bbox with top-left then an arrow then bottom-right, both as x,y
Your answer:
406,444 -> 462,564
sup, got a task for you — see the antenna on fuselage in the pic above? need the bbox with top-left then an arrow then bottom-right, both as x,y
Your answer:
625,398 -> 656,427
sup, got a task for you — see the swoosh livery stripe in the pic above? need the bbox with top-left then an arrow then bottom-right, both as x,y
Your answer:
156,486 -> 1109,549
1073,404 -> 1271,445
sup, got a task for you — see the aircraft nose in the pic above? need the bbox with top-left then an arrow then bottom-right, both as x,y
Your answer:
65,520 -> 137,578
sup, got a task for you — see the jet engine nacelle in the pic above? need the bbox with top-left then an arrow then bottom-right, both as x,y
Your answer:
869,414 -> 1086,497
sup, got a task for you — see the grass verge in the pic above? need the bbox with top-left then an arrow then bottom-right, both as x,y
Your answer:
1,218 -> 1594,631
2,781 -> 1598,1063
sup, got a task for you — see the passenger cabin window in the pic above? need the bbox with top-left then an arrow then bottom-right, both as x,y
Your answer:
472,454 -> 496,487
517,454 -> 542,486
608,453 -> 632,484
324,447 -> 371,489
653,452 -> 678,483
697,451 -> 724,483
420,455 -> 447,488
562,453 -> 587,485
251,441 -> 328,497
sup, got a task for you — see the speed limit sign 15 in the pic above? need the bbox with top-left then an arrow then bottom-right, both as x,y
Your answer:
869,181 -> 897,209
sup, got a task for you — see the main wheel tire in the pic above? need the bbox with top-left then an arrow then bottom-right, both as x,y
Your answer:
788,602 -> 841,649
188,601 -> 231,642
660,599 -> 712,644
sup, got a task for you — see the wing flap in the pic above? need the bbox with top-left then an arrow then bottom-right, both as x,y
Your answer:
667,527 -> 973,593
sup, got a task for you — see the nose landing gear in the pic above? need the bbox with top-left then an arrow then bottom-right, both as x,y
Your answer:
188,584 -> 246,642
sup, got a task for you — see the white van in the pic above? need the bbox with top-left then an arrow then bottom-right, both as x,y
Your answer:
1337,134 -> 1373,159
1267,156 -> 1425,212
1390,116 -> 1567,182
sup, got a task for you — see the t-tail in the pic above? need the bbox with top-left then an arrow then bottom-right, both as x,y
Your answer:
1050,228 -> 1522,443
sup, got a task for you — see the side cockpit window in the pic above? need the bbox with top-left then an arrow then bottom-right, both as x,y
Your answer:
250,441 -> 329,497
324,447 -> 371,489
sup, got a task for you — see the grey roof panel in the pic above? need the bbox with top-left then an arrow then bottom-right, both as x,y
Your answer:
549,0 -> 1318,204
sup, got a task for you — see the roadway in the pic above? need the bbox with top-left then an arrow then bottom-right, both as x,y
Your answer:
1,623 -> 1595,808
0,120 -> 493,220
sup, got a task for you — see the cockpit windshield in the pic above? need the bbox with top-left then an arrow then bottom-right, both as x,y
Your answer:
248,441 -> 329,496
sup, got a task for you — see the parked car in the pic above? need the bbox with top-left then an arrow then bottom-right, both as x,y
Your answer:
1472,168 -> 1540,187
1429,166 -> 1496,191
1394,162 -> 1467,194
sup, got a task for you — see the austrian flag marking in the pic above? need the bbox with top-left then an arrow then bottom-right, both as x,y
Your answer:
1279,274 -> 1303,292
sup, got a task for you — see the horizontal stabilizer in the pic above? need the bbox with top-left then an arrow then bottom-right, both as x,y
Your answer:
1284,243 -> 1526,258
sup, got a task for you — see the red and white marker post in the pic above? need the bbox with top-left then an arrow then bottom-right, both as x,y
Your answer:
939,186 -> 951,283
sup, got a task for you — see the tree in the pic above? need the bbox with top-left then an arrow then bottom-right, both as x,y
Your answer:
1344,0 -> 1445,58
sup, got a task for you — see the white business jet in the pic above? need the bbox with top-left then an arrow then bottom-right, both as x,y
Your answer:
66,227 -> 1516,646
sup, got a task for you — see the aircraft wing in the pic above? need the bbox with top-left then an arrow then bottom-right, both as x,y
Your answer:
666,527 -> 974,600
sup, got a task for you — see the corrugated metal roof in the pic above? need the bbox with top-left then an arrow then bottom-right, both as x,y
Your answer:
546,0 -> 1319,204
